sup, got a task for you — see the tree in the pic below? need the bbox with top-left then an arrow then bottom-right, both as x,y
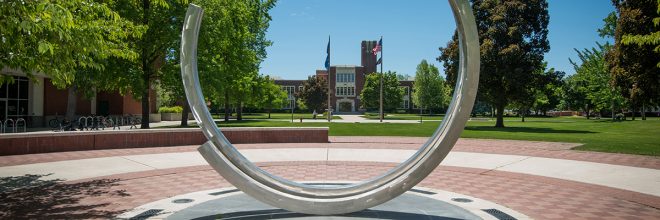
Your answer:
412,60 -> 449,114
250,75 -> 287,119
438,0 -> 550,127
561,74 -> 592,114
571,43 -> 625,119
296,76 -> 328,113
533,69 -> 565,116
607,0 -> 660,120
188,0 -> 276,122
361,71 -> 403,112
157,0 -> 277,123
512,65 -> 563,122
103,0 -> 189,128
1,0 -> 142,120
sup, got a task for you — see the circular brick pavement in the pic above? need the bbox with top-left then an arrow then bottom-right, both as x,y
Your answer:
0,137 -> 658,219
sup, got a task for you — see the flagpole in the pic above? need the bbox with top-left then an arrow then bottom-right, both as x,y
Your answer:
327,35 -> 332,122
379,36 -> 384,122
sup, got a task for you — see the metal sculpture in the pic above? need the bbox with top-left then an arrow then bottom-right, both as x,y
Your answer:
180,0 -> 479,215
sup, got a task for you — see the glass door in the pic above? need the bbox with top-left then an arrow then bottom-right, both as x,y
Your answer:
0,100 -> 6,121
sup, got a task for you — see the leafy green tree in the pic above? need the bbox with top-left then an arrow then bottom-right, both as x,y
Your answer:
560,74 -> 592,114
157,0 -> 276,123
249,75 -> 287,119
1,0 -> 142,119
532,69 -> 565,116
412,60 -> 449,114
607,0 -> 660,120
296,76 -> 328,113
438,0 -> 550,127
0,0 -> 140,84
188,0 -> 276,122
571,43 -> 625,119
104,0 -> 189,128
361,71 -> 403,112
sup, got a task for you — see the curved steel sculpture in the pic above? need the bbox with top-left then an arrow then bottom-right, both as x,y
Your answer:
180,0 -> 479,215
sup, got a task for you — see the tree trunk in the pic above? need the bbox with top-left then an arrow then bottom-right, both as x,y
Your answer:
65,86 -> 78,120
180,100 -> 190,127
642,103 -> 646,120
140,0 -> 151,129
585,104 -> 590,120
611,100 -> 615,121
521,109 -> 525,122
224,91 -> 230,122
631,105 -> 636,120
141,70 -> 151,129
495,104 -> 505,128
268,108 -> 271,119
237,101 -> 243,121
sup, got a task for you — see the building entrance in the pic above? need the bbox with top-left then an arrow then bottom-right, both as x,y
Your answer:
338,102 -> 352,112
0,76 -> 29,121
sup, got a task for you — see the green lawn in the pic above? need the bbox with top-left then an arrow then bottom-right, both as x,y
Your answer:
206,117 -> 660,156
212,113 -> 341,120
361,113 -> 445,120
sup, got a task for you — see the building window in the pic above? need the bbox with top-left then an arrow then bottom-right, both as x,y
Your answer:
0,76 -> 29,120
336,73 -> 355,83
399,100 -> 409,109
281,86 -> 295,98
298,86 -> 303,93
400,86 -> 409,97
335,86 -> 355,96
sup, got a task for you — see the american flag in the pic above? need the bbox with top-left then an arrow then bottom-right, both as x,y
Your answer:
372,38 -> 382,55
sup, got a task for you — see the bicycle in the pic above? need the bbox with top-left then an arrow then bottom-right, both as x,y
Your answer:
49,113 -> 64,129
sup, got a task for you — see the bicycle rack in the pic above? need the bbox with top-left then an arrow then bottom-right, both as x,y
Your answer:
15,118 -> 26,133
113,117 -> 121,130
78,117 -> 88,130
97,116 -> 106,130
4,119 -> 15,133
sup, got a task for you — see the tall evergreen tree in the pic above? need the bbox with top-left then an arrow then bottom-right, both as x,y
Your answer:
438,0 -> 550,127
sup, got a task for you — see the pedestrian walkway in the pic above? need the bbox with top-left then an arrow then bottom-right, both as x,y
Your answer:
0,137 -> 658,219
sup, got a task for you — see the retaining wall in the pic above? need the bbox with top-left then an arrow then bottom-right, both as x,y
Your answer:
0,127 -> 328,156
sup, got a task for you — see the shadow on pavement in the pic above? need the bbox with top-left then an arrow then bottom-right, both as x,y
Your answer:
192,208 -> 466,220
0,174 -> 129,219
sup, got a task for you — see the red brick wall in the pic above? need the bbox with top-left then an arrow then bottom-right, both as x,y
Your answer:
43,79 -> 92,115
0,128 -> 329,156
97,91 -> 125,115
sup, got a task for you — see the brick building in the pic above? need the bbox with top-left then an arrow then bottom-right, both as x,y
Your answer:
275,40 -> 415,113
0,68 -> 156,127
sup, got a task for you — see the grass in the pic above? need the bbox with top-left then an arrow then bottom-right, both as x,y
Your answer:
361,113 -> 445,120
211,113 -> 341,120
205,116 -> 660,156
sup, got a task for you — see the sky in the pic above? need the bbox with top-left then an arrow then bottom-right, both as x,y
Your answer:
259,0 -> 615,80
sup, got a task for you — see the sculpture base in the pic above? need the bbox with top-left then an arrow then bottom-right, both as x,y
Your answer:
118,185 -> 529,219
165,191 -> 481,220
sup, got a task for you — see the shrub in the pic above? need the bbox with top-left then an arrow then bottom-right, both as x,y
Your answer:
158,106 -> 183,113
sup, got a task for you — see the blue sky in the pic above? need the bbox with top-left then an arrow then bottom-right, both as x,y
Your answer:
259,0 -> 615,80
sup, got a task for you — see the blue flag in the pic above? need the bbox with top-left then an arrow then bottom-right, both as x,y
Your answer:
324,36 -> 330,70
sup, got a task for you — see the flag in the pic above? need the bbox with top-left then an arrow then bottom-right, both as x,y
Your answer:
372,37 -> 382,55
376,57 -> 382,65
324,36 -> 330,70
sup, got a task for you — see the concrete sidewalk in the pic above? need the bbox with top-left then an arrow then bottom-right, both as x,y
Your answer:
1,148 -> 658,197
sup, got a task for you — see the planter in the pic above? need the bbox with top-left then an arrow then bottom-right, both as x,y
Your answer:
150,113 -> 161,122
161,113 -> 182,121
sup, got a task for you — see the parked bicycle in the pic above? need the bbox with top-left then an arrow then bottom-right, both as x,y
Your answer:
48,113 -> 64,129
